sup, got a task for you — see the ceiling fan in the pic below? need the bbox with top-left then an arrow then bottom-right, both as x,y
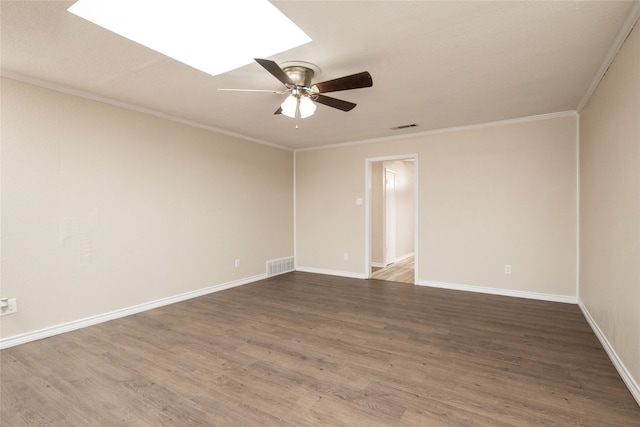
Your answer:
219,58 -> 373,119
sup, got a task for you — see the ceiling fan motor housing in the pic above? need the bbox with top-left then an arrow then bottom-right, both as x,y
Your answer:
283,65 -> 315,88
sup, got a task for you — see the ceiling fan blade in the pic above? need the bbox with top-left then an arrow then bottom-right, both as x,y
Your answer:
314,94 -> 357,112
314,71 -> 373,93
254,58 -> 294,87
274,106 -> 283,115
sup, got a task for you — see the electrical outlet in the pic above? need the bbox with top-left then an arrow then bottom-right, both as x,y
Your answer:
234,259 -> 240,268
343,253 -> 349,261
0,298 -> 18,316
504,264 -> 512,274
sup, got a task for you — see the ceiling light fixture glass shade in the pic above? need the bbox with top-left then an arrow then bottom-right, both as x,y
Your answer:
298,96 -> 317,118
280,95 -> 298,118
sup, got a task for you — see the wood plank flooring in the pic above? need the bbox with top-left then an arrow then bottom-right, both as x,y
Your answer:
371,256 -> 415,284
2,272 -> 639,426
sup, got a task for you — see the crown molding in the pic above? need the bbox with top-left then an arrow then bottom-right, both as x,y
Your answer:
295,110 -> 577,153
577,2 -> 640,113
0,70 -> 294,152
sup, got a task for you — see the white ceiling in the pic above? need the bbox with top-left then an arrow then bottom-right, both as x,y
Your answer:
2,1 -> 638,150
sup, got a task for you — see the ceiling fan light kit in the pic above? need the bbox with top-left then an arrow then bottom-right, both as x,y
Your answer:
281,94 -> 317,119
221,58 -> 373,119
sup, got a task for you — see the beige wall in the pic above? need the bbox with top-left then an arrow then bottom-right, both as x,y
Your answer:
386,160 -> 415,261
580,24 -> 640,389
296,115 -> 577,297
1,78 -> 294,339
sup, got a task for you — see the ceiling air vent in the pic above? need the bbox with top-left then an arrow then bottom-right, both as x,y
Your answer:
391,123 -> 418,130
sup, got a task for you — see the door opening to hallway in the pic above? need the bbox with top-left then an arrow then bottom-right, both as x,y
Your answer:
367,157 -> 416,285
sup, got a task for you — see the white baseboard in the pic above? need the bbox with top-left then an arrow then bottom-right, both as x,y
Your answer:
374,252 -> 415,268
372,252 -> 414,269
295,266 -> 366,279
417,280 -> 577,304
578,299 -> 640,406
395,252 -> 415,263
0,273 -> 266,350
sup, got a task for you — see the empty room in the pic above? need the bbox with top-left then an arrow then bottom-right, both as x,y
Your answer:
1,1 -> 639,425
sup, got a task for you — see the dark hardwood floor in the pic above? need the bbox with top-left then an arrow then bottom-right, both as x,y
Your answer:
2,272 -> 639,426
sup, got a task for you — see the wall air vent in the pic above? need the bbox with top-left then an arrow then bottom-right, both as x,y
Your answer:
391,123 -> 419,130
266,256 -> 295,277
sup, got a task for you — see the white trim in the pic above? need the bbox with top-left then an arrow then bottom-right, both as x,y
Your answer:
367,154 -> 422,163
413,156 -> 419,283
295,266 -> 366,280
395,251 -> 415,263
365,159 -> 373,277
2,71 -> 580,154
371,262 -> 385,268
417,280 -> 577,304
0,273 -> 266,350
578,299 -> 640,406
575,114 -> 581,297
0,71 -> 293,152
293,151 -> 298,264
576,4 -> 640,113
295,111 -> 577,153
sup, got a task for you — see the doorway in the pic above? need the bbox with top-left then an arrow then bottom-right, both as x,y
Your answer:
366,155 -> 417,284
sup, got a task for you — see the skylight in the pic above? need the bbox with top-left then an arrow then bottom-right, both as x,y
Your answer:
68,0 -> 311,76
